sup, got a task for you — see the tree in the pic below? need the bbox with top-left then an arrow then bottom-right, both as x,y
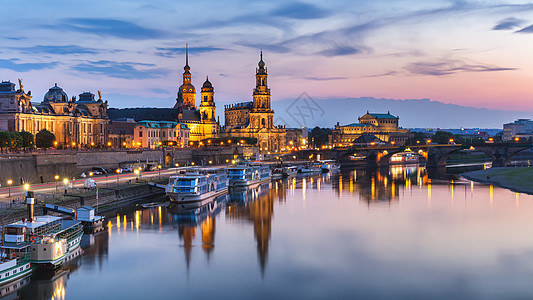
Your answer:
0,131 -> 10,151
407,132 -> 427,145
432,131 -> 454,144
8,132 -> 22,149
35,129 -> 56,148
20,131 -> 34,149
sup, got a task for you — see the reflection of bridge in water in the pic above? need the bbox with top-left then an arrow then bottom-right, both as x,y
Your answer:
287,143 -> 531,167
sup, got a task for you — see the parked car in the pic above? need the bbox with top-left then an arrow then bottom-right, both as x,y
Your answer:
91,167 -> 107,175
121,166 -> 132,173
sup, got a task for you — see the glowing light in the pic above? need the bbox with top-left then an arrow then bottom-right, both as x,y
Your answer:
7,179 -> 12,185
107,142 -> 111,146
24,183 -> 30,190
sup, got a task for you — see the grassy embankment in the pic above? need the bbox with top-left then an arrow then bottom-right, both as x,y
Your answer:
462,167 -> 533,194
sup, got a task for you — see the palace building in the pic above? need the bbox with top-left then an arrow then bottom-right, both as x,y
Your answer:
222,51 -> 286,153
330,112 -> 410,146
0,80 -> 108,146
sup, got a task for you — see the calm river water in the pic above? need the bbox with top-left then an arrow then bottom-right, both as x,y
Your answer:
8,165 -> 533,299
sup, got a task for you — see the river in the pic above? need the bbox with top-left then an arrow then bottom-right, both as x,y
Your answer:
7,165 -> 533,299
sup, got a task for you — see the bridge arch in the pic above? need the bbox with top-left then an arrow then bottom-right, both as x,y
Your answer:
436,148 -> 495,166
504,147 -> 532,165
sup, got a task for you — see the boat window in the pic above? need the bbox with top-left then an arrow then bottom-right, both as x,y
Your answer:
229,170 -> 245,175
176,179 -> 196,186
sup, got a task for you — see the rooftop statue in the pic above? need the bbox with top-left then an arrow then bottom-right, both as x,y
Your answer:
18,78 -> 23,91
98,90 -> 102,100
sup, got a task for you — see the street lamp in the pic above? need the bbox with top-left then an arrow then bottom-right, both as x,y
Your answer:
54,175 -> 59,193
134,169 -> 140,182
116,168 -> 120,185
7,180 -> 12,197
158,164 -> 162,178
24,184 -> 29,196
63,178 -> 68,194
107,141 -> 112,147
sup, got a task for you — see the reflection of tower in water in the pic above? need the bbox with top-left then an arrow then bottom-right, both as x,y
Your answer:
227,183 -> 276,275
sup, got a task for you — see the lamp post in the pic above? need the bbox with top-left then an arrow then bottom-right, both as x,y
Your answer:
134,169 -> 139,182
54,175 -> 59,193
24,183 -> 30,197
116,168 -> 120,185
7,180 -> 12,197
158,164 -> 162,179
63,178 -> 68,195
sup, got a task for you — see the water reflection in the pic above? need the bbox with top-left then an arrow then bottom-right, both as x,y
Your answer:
12,165 -> 533,299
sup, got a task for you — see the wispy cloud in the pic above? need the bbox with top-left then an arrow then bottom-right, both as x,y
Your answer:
304,76 -> 347,81
55,18 -> 168,39
155,47 -> 225,57
72,60 -> 170,79
493,17 -> 526,30
316,45 -> 370,57
516,23 -> 533,33
13,45 -> 100,55
270,2 -> 329,19
0,59 -> 58,72
404,59 -> 517,76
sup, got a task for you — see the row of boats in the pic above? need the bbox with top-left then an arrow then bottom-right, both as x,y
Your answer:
0,192 -> 103,287
165,160 -> 340,209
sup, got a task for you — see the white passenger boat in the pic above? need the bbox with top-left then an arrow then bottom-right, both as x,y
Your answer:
228,164 -> 271,187
298,163 -> 322,173
4,193 -> 84,270
0,243 -> 34,288
166,168 -> 228,206
282,166 -> 298,177
320,160 -> 341,172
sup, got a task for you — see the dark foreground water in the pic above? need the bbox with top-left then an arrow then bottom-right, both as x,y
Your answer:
8,165 -> 533,299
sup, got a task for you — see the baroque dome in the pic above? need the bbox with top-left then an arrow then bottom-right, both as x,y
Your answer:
43,83 -> 68,103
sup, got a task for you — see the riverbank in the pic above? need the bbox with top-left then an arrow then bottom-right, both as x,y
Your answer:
462,167 -> 533,195
0,179 -> 167,224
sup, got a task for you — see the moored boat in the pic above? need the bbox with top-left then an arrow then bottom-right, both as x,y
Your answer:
166,168 -> 228,208
228,164 -> 271,187
0,243 -> 34,288
271,168 -> 283,180
390,152 -> 420,164
320,160 -> 341,172
282,166 -> 298,177
298,163 -> 322,173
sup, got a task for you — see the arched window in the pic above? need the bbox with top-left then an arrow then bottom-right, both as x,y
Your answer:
261,118 -> 266,127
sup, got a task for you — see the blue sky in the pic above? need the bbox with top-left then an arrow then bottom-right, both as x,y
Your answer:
2,0 -> 533,127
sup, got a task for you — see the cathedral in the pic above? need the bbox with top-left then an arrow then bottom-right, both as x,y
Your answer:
173,45 -> 220,142
222,51 -> 286,153
0,80 -> 108,146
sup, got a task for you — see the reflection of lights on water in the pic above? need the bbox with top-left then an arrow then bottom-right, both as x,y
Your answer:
158,206 -> 162,230
51,281 -> 65,300
135,211 -> 140,231
516,193 -> 520,208
116,214 -> 121,229
371,178 -> 375,200
428,183 -> 432,203
490,185 -> 494,206
339,176 -> 342,193
391,181 -> 395,198
470,181 -> 474,194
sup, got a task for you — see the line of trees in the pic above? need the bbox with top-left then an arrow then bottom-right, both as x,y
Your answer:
0,129 -> 56,151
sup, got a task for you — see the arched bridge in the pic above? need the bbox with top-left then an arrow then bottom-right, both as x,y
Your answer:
290,143 -> 531,167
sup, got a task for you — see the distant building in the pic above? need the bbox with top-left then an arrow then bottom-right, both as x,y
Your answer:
133,120 -> 189,149
108,119 -> 136,147
330,112 -> 410,146
285,128 -> 308,150
221,51 -> 286,153
0,80 -> 108,146
503,119 -> 533,141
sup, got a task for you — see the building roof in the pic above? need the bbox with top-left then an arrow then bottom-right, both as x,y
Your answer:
43,83 -> 69,103
136,120 -> 178,128
343,123 -> 373,127
181,108 -> 201,122
77,206 -> 94,211
109,120 -> 136,134
108,108 -> 179,122
367,112 -> 398,119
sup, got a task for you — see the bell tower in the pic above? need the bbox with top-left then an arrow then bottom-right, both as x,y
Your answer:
250,50 -> 274,130
200,76 -> 215,121
174,44 -> 196,109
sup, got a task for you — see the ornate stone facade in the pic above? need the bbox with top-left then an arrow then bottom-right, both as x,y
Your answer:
0,80 -> 108,146
222,52 -> 286,153
330,112 -> 410,146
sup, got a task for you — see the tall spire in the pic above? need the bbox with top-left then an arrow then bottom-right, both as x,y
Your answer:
186,43 -> 189,67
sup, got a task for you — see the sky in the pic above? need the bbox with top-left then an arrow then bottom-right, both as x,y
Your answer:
2,0 -> 533,127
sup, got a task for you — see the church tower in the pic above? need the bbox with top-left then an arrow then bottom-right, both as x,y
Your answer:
200,76 -> 215,122
175,44 -> 196,109
250,50 -> 274,129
